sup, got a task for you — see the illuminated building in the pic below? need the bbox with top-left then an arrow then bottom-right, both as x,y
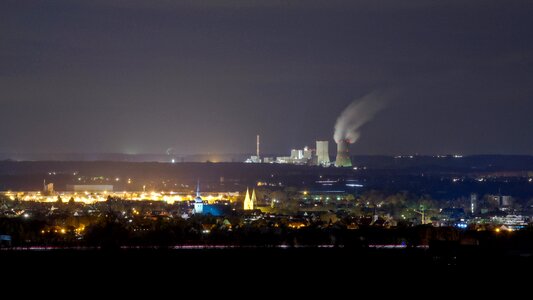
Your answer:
303,146 -> 313,160
243,188 -> 251,210
193,181 -> 203,214
276,147 -> 313,165
245,134 -> 262,163
291,149 -> 304,160
251,189 -> 256,209
335,139 -> 352,167
316,141 -> 330,166
262,157 -> 275,163
243,188 -> 256,210
488,194 -> 513,211
470,193 -> 477,215
490,215 -> 528,231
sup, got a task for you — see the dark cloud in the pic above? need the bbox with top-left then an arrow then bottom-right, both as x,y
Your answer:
1,0 -> 532,155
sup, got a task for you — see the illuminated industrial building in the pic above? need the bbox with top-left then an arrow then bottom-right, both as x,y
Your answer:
316,141 -> 330,166
245,134 -> 262,163
335,139 -> 352,167
276,146 -> 314,165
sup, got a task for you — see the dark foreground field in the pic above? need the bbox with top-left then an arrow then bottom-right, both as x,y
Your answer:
2,246 -> 531,274
1,247 -> 531,294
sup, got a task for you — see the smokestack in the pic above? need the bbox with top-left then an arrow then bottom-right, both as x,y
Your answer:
335,139 -> 352,167
256,134 -> 260,158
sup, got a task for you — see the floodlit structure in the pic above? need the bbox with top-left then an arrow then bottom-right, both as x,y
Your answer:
257,134 -> 260,159
245,134 -> 262,163
303,146 -> 313,159
276,146 -> 314,165
243,188 -> 256,210
251,189 -> 256,210
335,139 -> 352,167
470,193 -> 477,215
316,141 -> 330,166
291,149 -> 304,160
194,181 -> 203,214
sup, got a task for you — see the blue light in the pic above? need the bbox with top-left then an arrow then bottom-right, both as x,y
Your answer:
455,223 -> 468,229
346,184 -> 363,187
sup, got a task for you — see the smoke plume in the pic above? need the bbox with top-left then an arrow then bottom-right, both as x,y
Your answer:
333,91 -> 388,143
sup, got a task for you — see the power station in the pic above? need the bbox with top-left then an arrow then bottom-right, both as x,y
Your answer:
245,134 -> 262,163
256,134 -> 260,159
316,141 -> 330,166
246,135 -> 351,168
335,139 -> 352,167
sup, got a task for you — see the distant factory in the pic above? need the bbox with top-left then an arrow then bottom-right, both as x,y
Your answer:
316,141 -> 330,166
274,146 -> 315,165
245,136 -> 352,167
245,134 -> 262,163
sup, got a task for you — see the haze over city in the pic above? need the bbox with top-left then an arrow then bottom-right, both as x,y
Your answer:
1,0 -> 532,156
2,1 -> 533,280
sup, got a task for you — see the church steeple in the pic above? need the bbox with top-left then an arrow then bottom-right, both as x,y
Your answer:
243,188 -> 251,210
250,189 -> 256,210
196,179 -> 200,198
194,179 -> 203,214
244,188 -> 256,210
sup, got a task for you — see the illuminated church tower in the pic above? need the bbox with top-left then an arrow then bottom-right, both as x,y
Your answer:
243,188 -> 251,210
194,181 -> 203,214
251,189 -> 256,210
243,188 -> 256,210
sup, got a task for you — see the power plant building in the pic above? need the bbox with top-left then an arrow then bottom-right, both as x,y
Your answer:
335,139 -> 352,167
303,147 -> 313,159
291,149 -> 304,160
316,141 -> 330,166
277,146 -> 313,165
245,134 -> 262,163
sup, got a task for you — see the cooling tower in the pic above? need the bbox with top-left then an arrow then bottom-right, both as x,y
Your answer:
316,141 -> 330,166
335,139 -> 352,167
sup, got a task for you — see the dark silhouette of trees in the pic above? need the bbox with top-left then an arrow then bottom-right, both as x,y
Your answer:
84,215 -> 129,250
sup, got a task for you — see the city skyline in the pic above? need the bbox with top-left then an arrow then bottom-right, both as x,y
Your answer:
1,1 -> 532,156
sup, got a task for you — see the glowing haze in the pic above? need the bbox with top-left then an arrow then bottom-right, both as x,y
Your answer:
1,1 -> 532,155
333,92 -> 388,144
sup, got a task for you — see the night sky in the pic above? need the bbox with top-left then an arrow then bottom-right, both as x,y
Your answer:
1,1 -> 532,156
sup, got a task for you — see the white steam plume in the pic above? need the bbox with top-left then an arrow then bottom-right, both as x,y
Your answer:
333,91 -> 388,143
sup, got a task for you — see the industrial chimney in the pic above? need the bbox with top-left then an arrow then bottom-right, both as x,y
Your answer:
256,134 -> 260,159
335,139 -> 352,167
